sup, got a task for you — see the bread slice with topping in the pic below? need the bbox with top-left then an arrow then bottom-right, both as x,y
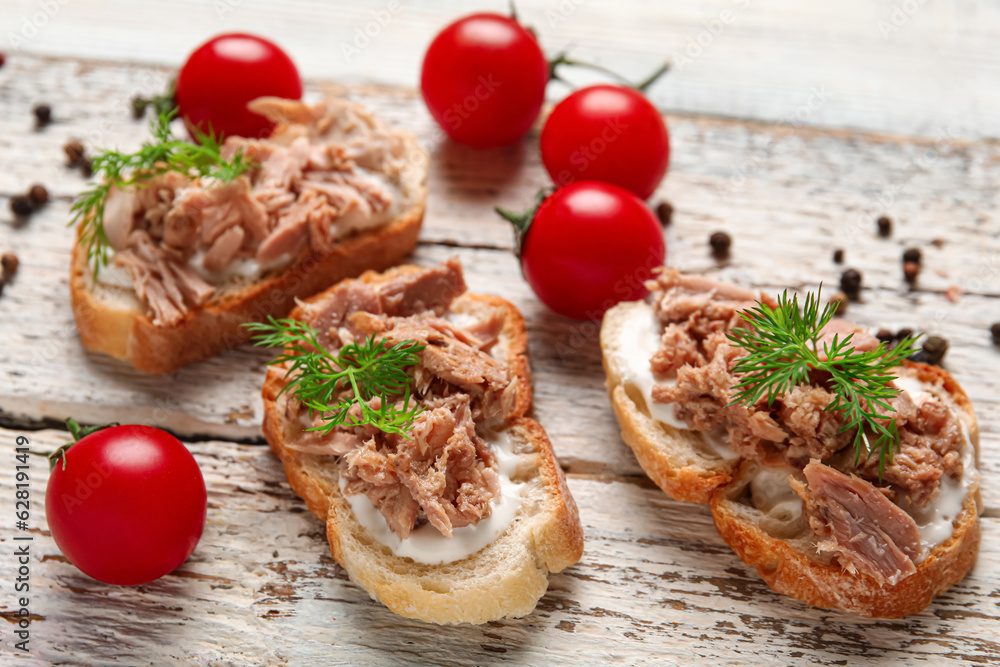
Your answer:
260,259 -> 583,624
600,269 -> 982,617
601,300 -> 741,504
70,97 -> 428,374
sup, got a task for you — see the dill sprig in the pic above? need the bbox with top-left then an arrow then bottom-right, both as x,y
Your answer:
246,317 -> 426,437
69,108 -> 255,278
726,289 -> 920,473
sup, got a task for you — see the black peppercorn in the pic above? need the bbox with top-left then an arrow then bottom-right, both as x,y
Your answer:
709,231 -> 731,259
921,335 -> 948,365
832,248 -> 844,264
1,253 -> 18,282
840,269 -> 862,299
9,195 -> 33,217
131,96 -> 147,120
991,323 -> 1000,346
902,247 -> 921,265
877,215 -> 892,237
80,157 -> 93,178
64,140 -> 86,167
28,184 -> 48,208
896,328 -> 914,341
656,201 -> 673,227
876,329 -> 895,344
33,104 -> 52,127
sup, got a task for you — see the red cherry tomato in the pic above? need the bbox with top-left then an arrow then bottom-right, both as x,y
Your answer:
540,85 -> 670,199
175,33 -> 302,141
515,182 -> 665,320
421,13 -> 548,148
45,425 -> 207,585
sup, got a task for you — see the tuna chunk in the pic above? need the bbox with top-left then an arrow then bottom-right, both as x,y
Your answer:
647,268 -> 766,345
793,460 -> 921,585
114,231 -> 213,326
350,312 -> 515,423
98,96 -> 414,325
202,225 -> 245,273
378,257 -> 467,317
102,186 -> 137,250
851,386 -> 965,506
340,393 -> 500,538
298,258 -> 467,345
815,319 -> 880,359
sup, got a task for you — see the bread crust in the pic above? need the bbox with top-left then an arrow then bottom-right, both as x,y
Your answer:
711,467 -> 980,618
260,272 -> 583,624
70,136 -> 427,375
601,296 -> 982,617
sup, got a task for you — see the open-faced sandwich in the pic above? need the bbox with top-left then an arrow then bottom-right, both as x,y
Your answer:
70,97 -> 428,373
254,258 -> 583,624
601,269 -> 981,618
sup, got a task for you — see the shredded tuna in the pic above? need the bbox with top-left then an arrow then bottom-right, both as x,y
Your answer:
297,257 -> 466,347
646,271 -> 965,501
97,97 -> 412,327
793,461 -> 921,585
350,312 -> 517,424
283,261 -> 514,539
641,270 -> 973,581
851,387 -> 965,506
646,270 -> 768,374
114,231 -> 213,326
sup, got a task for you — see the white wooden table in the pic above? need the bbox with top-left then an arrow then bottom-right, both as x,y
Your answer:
1,2 -> 999,665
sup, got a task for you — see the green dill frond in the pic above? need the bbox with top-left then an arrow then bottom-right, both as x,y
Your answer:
246,317 -> 426,437
68,107 -> 257,279
726,288 -> 920,474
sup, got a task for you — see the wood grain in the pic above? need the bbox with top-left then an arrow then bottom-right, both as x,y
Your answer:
0,52 -> 998,665
2,429 -> 998,666
0,55 -> 998,491
2,0 -> 1000,140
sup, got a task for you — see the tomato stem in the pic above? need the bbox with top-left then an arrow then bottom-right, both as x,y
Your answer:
132,77 -> 177,121
549,54 -> 670,92
36,419 -> 121,472
633,62 -> 671,93
495,188 -> 552,258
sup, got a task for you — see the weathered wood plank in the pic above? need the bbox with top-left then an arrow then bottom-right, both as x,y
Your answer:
0,55 -> 998,498
3,55 -> 1000,285
2,0 -> 1000,140
2,429 -> 998,666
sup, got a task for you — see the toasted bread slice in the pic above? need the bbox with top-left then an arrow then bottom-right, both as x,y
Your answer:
601,300 -> 739,504
261,265 -> 583,624
602,290 -> 982,616
70,134 -> 427,375
711,362 -> 981,618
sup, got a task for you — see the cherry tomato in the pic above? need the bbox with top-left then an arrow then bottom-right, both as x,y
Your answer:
421,13 -> 548,148
540,85 -> 670,199
510,182 -> 665,320
175,33 -> 302,141
45,425 -> 207,585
